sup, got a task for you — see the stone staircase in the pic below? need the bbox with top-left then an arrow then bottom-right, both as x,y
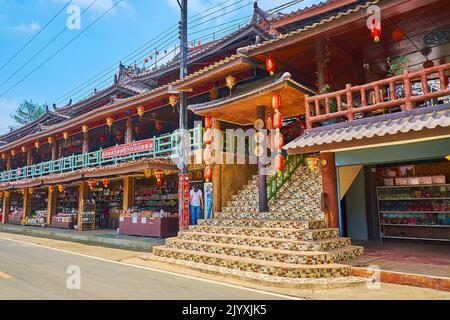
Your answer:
144,165 -> 365,288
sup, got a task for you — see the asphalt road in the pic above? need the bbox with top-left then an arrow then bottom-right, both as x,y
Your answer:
0,237 -> 291,300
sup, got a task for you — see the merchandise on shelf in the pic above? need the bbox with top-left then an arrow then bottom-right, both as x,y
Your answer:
24,210 -> 48,227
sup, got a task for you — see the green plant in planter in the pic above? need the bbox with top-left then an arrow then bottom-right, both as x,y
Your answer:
320,84 -> 338,113
386,56 -> 410,77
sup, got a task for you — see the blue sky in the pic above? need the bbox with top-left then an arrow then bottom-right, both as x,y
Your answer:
0,0 -> 320,132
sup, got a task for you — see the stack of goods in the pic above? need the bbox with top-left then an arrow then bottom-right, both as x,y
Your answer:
381,212 -> 450,226
8,208 -> 23,224
81,211 -> 95,224
53,210 -> 78,223
24,210 -> 48,226
119,208 -> 177,219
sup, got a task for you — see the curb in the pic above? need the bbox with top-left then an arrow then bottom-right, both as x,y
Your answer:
352,267 -> 450,292
0,224 -> 162,252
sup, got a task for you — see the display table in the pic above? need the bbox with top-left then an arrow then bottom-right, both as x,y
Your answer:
51,220 -> 75,229
8,214 -> 22,225
119,216 -> 178,238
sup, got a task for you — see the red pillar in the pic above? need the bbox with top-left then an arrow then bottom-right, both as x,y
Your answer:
320,152 -> 339,229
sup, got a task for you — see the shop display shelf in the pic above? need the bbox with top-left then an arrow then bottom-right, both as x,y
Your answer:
381,235 -> 450,242
379,211 -> 450,214
377,184 -> 450,189
381,223 -> 450,228
379,197 -> 450,201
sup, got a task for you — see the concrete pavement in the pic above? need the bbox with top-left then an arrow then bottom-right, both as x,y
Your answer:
0,236 -> 292,300
0,232 -> 449,300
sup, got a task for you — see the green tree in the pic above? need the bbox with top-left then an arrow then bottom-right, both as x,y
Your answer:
11,100 -> 45,125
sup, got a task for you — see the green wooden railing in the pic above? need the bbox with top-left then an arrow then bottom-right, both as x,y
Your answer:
267,154 -> 305,201
0,126 -> 202,183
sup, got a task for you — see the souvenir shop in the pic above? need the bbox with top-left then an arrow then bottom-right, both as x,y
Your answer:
8,190 -> 24,225
338,138 -> 450,243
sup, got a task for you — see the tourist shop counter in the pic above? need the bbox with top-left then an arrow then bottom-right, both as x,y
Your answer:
119,174 -> 179,237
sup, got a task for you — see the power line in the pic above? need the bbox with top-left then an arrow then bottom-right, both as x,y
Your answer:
0,0 -> 122,97
53,0 -> 244,104
0,0 -> 99,90
55,0 -> 306,105
0,0 -> 74,73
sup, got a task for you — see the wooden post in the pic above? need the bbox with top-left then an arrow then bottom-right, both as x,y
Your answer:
346,84 -> 354,121
403,70 -> 413,111
257,105 -> 268,213
305,94 -> 312,129
82,132 -> 89,154
6,154 -> 11,171
212,164 -> 222,213
23,189 -> 31,220
2,193 -> 10,223
315,39 -> 327,91
123,177 -> 135,211
47,187 -> 57,226
320,152 -> 339,229
51,141 -> 58,161
26,147 -> 32,166
125,116 -> 133,144
78,181 -> 88,231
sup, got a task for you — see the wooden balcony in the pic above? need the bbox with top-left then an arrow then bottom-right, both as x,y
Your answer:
305,63 -> 450,129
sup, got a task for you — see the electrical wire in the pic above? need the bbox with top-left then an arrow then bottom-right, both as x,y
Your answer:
0,0 -> 74,73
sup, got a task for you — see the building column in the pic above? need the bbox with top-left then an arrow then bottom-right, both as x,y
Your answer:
47,187 -> 57,226
6,154 -> 11,171
315,38 -> 327,91
257,105 -> 268,213
125,116 -> 133,144
77,181 -> 88,231
82,132 -> 89,154
2,193 -> 10,223
321,152 -> 339,228
123,177 -> 135,211
26,147 -> 33,166
23,189 -> 31,220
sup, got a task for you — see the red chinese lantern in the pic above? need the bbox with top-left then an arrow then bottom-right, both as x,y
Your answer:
266,57 -> 276,75
273,132 -> 284,150
99,135 -> 106,145
275,154 -> 285,172
205,115 -> 213,129
57,184 -> 65,193
392,27 -> 405,46
88,179 -> 96,190
370,19 -> 381,43
203,129 -> 212,145
134,125 -> 142,135
48,186 -> 55,193
102,178 -> 110,188
144,58 -> 149,64
155,170 -> 164,187
204,165 -> 213,182
273,112 -> 283,129
271,93 -> 281,111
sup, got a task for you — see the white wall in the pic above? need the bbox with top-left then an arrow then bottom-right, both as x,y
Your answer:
344,169 -> 368,241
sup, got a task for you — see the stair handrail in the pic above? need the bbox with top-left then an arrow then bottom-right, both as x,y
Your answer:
267,154 -> 304,201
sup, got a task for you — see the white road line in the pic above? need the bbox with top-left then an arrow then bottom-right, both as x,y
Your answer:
0,236 -> 301,300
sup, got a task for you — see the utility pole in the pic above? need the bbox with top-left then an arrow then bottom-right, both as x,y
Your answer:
177,0 -> 189,230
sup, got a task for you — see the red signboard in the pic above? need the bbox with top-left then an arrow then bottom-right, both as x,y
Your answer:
102,138 -> 154,159
178,173 -> 190,229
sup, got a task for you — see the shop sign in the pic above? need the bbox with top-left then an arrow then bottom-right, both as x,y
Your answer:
101,138 -> 154,159
178,174 -> 190,228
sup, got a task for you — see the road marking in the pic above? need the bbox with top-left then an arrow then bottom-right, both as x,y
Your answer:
0,236 -> 301,300
0,271 -> 13,279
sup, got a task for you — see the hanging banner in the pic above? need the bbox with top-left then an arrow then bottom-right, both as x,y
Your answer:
101,138 -> 154,159
203,182 -> 213,219
178,173 -> 190,229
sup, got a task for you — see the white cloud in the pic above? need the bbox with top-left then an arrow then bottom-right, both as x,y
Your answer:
0,97 -> 19,132
9,22 -> 41,34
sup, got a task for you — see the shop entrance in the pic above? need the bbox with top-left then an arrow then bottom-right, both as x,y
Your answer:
8,191 -> 23,225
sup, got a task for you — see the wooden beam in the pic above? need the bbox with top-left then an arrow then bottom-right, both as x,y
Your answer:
47,187 -> 57,226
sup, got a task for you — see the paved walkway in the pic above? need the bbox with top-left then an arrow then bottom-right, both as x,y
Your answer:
0,223 -> 164,251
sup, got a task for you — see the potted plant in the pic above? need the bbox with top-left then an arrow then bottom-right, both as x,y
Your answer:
386,56 -> 409,77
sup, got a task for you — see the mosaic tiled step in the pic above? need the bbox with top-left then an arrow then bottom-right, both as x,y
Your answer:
142,254 -> 366,289
197,218 -> 327,229
214,211 -> 325,221
188,225 -> 339,241
177,231 -> 352,251
164,239 -> 363,265
152,247 -> 352,278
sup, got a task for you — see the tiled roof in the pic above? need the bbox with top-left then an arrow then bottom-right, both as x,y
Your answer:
270,0 -> 341,23
239,0 -> 379,54
284,104 -> 450,151
188,72 -> 316,112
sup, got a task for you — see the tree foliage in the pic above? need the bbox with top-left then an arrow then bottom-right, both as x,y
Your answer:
11,100 -> 45,125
